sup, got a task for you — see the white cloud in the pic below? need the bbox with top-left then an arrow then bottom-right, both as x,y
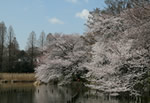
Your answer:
48,18 -> 64,24
76,9 -> 90,20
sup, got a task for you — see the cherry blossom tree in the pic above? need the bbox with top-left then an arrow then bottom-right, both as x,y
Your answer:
35,33 -> 89,84
83,7 -> 150,95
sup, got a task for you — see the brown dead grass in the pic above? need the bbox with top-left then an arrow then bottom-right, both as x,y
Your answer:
0,73 -> 36,82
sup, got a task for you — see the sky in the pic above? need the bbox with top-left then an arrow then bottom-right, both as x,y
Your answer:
0,0 -> 106,50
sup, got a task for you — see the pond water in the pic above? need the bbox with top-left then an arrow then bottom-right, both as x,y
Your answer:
0,83 -> 149,103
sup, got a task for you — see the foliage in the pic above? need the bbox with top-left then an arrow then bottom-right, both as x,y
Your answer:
83,3 -> 150,95
35,33 -> 89,84
34,1 -> 150,95
0,0 -> 150,96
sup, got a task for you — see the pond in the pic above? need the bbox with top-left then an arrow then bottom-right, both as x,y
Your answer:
0,83 -> 149,103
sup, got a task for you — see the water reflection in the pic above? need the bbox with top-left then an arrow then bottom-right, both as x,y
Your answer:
34,84 -> 119,103
0,83 -> 35,103
34,85 -> 72,103
0,83 -> 149,103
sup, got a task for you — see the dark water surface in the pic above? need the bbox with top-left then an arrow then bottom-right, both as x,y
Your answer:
0,83 -> 149,103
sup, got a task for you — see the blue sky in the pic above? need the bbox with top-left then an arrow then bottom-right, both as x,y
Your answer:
0,0 -> 106,49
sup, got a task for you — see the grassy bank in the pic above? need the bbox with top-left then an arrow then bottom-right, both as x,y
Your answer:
0,73 -> 36,83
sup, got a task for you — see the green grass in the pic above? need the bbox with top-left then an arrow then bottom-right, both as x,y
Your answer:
0,73 -> 36,82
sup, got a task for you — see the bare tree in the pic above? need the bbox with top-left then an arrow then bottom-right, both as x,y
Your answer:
11,37 -> 19,59
0,22 -> 6,71
7,26 -> 15,70
104,0 -> 150,15
38,31 -> 46,51
27,31 -> 37,69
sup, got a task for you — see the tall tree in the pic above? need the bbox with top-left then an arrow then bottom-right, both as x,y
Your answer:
11,37 -> 19,61
7,26 -> 15,71
0,22 -> 6,72
11,37 -> 20,72
38,31 -> 46,51
27,31 -> 37,70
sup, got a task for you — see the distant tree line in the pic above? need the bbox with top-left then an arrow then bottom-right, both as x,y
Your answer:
0,22 -> 49,73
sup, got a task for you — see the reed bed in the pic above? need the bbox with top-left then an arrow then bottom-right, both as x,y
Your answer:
0,73 -> 36,82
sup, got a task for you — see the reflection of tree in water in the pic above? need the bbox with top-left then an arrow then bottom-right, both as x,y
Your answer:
34,84 -> 73,103
0,83 -> 148,103
33,83 -> 149,103
33,83 -> 121,103
0,83 -> 35,103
